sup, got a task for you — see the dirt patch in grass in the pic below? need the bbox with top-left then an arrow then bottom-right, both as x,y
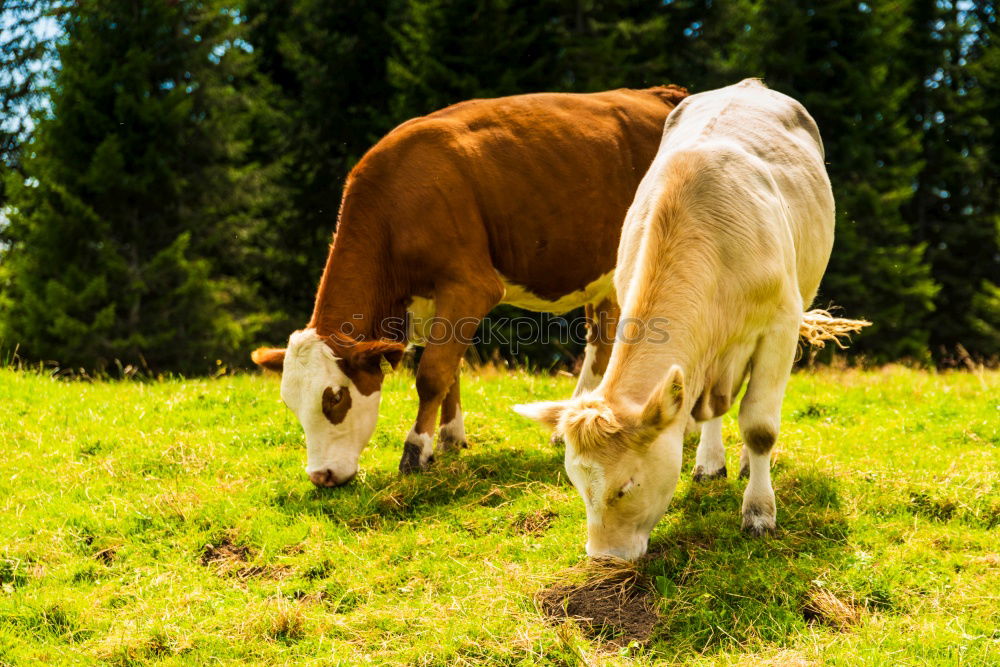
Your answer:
537,558 -> 658,645
803,588 -> 863,630
93,547 -> 117,565
201,538 -> 251,566
201,537 -> 288,580
511,509 -> 557,535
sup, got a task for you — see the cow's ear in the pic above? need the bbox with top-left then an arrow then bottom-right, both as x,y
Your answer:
349,340 -> 405,374
641,365 -> 685,428
252,347 -> 286,373
513,401 -> 567,430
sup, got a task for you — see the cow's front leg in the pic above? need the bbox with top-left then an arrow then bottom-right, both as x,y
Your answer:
692,417 -> 726,480
399,283 -> 499,474
437,368 -> 467,453
738,317 -> 799,536
398,367 -> 452,473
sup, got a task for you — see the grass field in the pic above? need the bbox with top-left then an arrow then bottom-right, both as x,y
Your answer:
1,365 -> 998,665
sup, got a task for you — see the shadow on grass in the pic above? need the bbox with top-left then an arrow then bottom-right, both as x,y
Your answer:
267,444 -> 565,528
639,467 -> 854,655
266,428 -> 699,530
265,432 -> 861,655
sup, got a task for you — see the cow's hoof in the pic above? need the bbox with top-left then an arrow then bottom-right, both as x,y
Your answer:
741,508 -> 776,537
399,441 -> 434,474
739,463 -> 750,479
437,436 -> 468,454
692,465 -> 727,482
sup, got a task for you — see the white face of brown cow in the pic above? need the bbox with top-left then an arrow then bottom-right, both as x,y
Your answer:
280,329 -> 378,486
253,329 -> 404,487
515,366 -> 687,560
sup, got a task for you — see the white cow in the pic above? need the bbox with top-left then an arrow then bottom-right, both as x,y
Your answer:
515,79 -> 866,560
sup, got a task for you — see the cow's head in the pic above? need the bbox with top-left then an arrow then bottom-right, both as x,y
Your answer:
252,329 -> 404,487
514,366 -> 687,560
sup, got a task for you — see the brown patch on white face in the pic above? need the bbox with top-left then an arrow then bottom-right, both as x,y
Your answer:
322,386 -> 352,425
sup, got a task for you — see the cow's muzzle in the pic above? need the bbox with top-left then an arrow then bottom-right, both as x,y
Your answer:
308,468 -> 357,488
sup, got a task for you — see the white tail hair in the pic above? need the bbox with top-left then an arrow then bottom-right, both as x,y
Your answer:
799,309 -> 871,349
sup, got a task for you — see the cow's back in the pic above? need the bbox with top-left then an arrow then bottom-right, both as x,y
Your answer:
651,79 -> 834,306
605,81 -> 835,408
345,87 -> 687,305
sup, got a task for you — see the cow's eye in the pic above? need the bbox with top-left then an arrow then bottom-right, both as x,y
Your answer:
321,386 -> 347,412
617,479 -> 635,498
321,386 -> 352,424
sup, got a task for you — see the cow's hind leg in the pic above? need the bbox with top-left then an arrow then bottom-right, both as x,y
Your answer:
739,445 -> 751,479
399,282 -> 500,474
549,295 -> 617,446
738,316 -> 799,536
693,417 -> 727,480
571,295 -> 618,398
437,368 -> 467,453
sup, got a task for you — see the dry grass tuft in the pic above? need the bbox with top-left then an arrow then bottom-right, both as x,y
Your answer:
233,598 -> 309,644
537,557 -> 658,645
94,624 -> 194,664
511,509 -> 557,536
736,649 -> 818,666
803,587 -> 863,630
375,490 -> 408,513
267,600 -> 307,641
799,309 -> 871,349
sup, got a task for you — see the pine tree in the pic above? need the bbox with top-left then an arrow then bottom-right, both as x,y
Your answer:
903,0 -> 1000,361
965,3 -> 1000,359
239,0 -> 401,338
0,0 -> 67,206
389,0 -> 565,117
725,0 -> 939,361
231,0 -> 994,366
558,0 -> 754,93
1,0 -> 256,373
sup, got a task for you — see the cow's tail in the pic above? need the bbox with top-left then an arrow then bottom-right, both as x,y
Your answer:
799,309 -> 871,349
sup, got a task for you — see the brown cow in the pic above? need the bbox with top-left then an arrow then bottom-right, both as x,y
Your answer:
252,85 -> 688,487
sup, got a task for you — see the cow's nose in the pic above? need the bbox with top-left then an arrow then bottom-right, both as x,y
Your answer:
308,469 -> 356,487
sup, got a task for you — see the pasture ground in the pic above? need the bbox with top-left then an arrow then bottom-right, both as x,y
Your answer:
1,365 -> 998,665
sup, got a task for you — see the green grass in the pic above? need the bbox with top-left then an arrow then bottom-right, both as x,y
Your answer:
1,365 -> 998,665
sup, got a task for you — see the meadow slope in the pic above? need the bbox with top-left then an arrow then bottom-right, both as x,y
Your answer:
1,366 -> 998,665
